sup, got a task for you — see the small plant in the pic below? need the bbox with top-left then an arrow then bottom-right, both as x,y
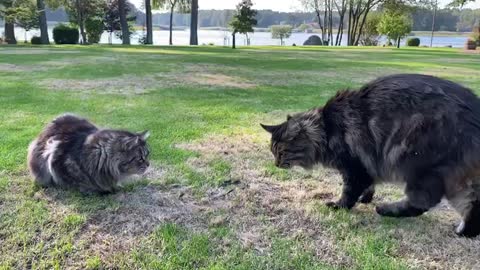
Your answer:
53,24 -> 79,44
85,17 -> 104,44
465,39 -> 477,50
30,36 -> 42,45
407,37 -> 420,47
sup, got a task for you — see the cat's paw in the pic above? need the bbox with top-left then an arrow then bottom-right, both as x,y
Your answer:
376,203 -> 400,217
358,192 -> 374,204
455,221 -> 480,238
325,201 -> 350,210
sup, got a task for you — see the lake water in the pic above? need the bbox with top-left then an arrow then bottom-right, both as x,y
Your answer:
13,27 -> 468,48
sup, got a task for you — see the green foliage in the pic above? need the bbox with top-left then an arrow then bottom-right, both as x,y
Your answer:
11,0 -> 39,32
85,16 -> 103,43
360,12 -> 381,46
30,36 -> 42,44
270,24 -> 293,45
471,25 -> 480,46
407,37 -> 420,46
104,0 -> 137,41
53,24 -> 79,44
298,23 -> 311,32
377,11 -> 413,47
229,0 -> 257,35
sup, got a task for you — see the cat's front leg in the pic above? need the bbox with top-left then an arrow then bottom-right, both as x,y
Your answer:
326,167 -> 373,210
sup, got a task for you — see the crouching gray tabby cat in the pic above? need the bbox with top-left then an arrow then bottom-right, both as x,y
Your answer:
261,74 -> 480,237
28,114 -> 150,194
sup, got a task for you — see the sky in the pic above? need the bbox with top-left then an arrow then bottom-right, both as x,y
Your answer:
130,0 -> 479,12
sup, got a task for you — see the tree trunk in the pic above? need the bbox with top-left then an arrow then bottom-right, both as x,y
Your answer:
169,6 -> 174,45
232,32 -> 236,49
4,22 -> 16,44
75,0 -> 87,44
314,9 -> 324,44
397,37 -> 401,48
189,0 -> 198,45
430,0 -> 437,47
37,0 -> 50,44
119,0 -> 130,45
145,0 -> 153,44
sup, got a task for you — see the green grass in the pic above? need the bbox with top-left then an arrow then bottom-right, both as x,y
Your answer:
0,45 -> 479,269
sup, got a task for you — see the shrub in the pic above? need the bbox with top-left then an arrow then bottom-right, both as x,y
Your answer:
85,17 -> 104,44
471,26 -> 480,46
30,36 -> 42,44
407,37 -> 420,46
465,39 -> 477,50
53,24 -> 79,44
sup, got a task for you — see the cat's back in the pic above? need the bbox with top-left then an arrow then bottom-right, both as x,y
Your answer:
38,113 -> 98,143
359,74 -> 480,115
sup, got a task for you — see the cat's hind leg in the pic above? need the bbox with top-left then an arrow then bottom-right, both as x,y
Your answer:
376,170 -> 444,217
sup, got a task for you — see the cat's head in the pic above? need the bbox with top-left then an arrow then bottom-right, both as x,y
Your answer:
261,112 -> 325,170
116,130 -> 151,175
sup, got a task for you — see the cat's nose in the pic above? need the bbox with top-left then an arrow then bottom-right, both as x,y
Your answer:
145,161 -> 150,167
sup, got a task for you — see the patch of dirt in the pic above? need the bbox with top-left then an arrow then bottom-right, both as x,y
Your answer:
183,73 -> 257,89
78,185 -> 212,259
177,133 -> 352,267
38,75 -> 162,94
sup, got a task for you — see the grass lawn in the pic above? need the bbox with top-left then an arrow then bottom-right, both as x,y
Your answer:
0,45 -> 479,270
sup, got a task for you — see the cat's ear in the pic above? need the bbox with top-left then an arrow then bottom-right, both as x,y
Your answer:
138,130 -> 150,141
285,120 -> 302,139
260,123 -> 280,134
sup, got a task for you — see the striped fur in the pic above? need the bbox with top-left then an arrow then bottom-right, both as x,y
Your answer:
27,114 -> 151,194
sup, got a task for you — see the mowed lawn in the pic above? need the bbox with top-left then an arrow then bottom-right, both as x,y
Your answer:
1,45 -> 479,270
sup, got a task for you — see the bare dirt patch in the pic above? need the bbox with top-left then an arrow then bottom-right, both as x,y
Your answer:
183,73 -> 257,89
38,75 -> 162,94
177,133 -> 353,267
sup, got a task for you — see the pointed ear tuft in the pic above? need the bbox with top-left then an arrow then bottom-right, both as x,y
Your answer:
260,123 -> 279,134
139,130 -> 150,141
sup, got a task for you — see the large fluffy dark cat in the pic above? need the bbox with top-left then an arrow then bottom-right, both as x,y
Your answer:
261,74 -> 480,237
28,114 -> 151,194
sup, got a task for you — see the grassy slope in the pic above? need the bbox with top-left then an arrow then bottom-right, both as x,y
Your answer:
0,45 -> 479,270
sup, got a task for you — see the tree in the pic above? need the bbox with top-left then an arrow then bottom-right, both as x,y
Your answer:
346,0 -> 384,46
0,0 -> 17,44
118,0 -> 130,44
145,0 -> 153,44
49,0 -> 105,44
377,11 -> 413,48
37,0 -> 49,44
359,11 -> 381,45
229,0 -> 257,49
159,0 -> 190,45
104,0 -> 136,44
300,0 -> 333,45
189,0 -> 198,45
12,0 -> 39,43
271,25 -> 292,45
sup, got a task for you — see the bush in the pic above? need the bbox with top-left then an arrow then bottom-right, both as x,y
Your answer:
53,24 -> 79,44
465,39 -> 477,50
407,37 -> 420,46
31,36 -> 42,44
85,17 -> 104,44
471,26 -> 480,46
